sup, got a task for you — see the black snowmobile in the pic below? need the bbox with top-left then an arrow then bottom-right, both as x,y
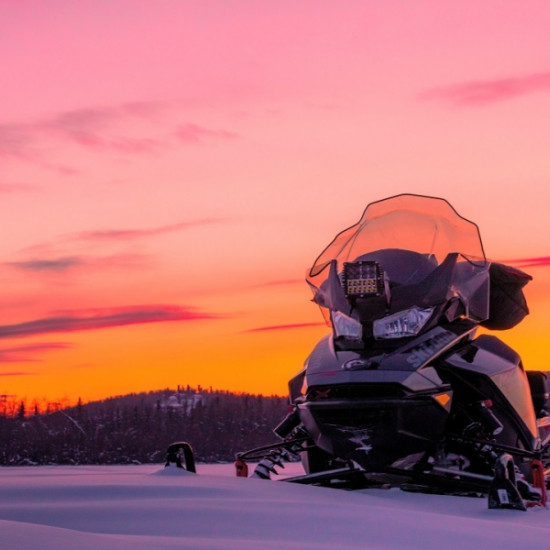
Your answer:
235,194 -> 550,510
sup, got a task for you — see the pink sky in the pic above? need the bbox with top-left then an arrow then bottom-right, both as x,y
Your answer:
1,1 -> 550,407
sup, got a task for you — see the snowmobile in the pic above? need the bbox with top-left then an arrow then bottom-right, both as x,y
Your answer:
235,194 -> 550,510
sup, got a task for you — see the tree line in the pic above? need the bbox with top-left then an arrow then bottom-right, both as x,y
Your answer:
0,387 -> 289,465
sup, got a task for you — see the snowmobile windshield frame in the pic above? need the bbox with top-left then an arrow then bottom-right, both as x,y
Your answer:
308,194 -> 490,329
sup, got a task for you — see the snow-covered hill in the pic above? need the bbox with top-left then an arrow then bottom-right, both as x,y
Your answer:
1,463 -> 549,549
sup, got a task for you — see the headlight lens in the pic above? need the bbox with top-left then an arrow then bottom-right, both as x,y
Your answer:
373,306 -> 434,339
331,311 -> 363,341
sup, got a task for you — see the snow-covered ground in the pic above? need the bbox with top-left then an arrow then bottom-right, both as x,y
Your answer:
1,462 -> 549,549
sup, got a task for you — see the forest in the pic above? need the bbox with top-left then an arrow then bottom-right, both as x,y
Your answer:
0,387 -> 289,465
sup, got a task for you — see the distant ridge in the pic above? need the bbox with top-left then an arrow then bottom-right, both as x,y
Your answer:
0,387 -> 288,465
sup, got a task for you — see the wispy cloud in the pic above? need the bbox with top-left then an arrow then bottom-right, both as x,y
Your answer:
421,71 -> 550,106
0,123 -> 33,161
0,305 -> 218,340
13,218 -> 224,272
72,219 -> 222,243
0,342 -> 72,363
496,256 -> 550,269
7,257 -> 85,273
6,253 -> 153,274
0,120 -> 79,173
175,123 -> 238,144
246,322 -> 325,333
42,106 -> 165,153
0,101 -> 239,167
0,106 -> 162,160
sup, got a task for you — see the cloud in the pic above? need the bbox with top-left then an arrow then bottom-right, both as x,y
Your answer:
6,253 -> 153,274
0,342 -> 72,363
7,257 -> 85,273
14,218 -> 223,268
497,256 -> 550,269
0,305 -> 218,340
0,121 -> 81,174
37,105 -> 165,154
175,123 -> 238,144
0,101 -> 239,166
420,71 -> 550,106
246,322 -> 325,333
0,123 -> 33,160
72,219 -> 223,242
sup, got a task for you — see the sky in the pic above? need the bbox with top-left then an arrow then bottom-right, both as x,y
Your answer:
1,0 -> 550,408
2,463 -> 550,549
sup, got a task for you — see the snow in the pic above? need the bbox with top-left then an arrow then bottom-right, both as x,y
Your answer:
1,463 -> 549,549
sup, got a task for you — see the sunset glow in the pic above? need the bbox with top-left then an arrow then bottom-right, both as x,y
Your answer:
2,1 -> 550,408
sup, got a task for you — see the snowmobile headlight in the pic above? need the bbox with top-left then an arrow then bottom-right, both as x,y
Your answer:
343,261 -> 385,298
373,306 -> 434,339
331,311 -> 363,341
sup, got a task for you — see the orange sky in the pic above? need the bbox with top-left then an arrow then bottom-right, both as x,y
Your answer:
1,1 -> 550,407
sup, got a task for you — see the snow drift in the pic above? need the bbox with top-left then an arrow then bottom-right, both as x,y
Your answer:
1,463 -> 549,549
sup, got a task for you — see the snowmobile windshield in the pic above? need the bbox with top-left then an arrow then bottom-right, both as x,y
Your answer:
308,194 -> 490,332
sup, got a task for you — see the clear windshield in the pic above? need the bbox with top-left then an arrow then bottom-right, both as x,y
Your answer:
308,194 -> 490,328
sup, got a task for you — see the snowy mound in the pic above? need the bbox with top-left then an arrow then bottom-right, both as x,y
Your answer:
1,464 -> 549,550
151,465 -> 196,477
